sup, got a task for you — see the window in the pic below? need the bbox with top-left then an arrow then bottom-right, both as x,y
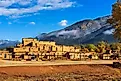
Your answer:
4,54 -> 7,58
38,48 -> 40,51
35,43 -> 37,46
43,46 -> 45,50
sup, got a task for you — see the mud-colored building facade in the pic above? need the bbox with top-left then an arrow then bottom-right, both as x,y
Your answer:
2,38 -> 120,61
1,38 -> 87,61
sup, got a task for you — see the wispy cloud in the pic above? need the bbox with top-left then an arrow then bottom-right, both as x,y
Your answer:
8,22 -> 12,24
29,22 -> 36,25
59,20 -> 68,26
0,0 -> 76,18
103,29 -> 114,35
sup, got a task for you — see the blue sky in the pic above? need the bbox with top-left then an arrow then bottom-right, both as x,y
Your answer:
0,0 -> 116,41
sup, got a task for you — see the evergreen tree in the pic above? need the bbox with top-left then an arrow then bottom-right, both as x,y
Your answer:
108,0 -> 121,41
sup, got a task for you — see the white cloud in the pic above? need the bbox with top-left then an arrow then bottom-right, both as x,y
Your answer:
18,0 -> 32,5
58,30 -> 79,35
0,0 -> 76,18
8,22 -> 12,24
59,20 -> 68,26
29,22 -> 36,25
103,29 -> 115,35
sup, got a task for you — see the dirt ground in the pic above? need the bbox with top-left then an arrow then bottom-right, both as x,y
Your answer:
0,65 -> 121,81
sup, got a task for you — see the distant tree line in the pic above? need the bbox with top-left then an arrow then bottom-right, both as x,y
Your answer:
76,41 -> 121,53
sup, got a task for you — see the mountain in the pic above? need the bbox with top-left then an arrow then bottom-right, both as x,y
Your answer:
0,40 -> 20,49
36,15 -> 118,45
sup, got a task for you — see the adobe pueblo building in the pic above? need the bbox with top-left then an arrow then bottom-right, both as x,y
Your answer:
0,38 -> 87,61
0,38 -> 120,61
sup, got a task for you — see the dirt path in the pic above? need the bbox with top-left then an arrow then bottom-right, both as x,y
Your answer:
0,60 -> 118,67
0,65 -> 121,81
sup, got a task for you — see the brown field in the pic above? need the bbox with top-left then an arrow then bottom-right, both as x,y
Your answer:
0,65 -> 121,81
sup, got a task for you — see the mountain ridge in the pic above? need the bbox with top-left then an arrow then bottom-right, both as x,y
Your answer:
36,15 -> 118,45
0,15 -> 118,48
0,40 -> 20,49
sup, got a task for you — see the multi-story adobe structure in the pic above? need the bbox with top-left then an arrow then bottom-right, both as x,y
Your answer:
0,38 -> 87,61
2,38 -> 121,61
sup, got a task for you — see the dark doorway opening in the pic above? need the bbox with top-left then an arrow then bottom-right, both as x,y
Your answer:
31,54 -> 36,60
63,52 -> 70,59
4,54 -> 7,58
21,54 -> 24,59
